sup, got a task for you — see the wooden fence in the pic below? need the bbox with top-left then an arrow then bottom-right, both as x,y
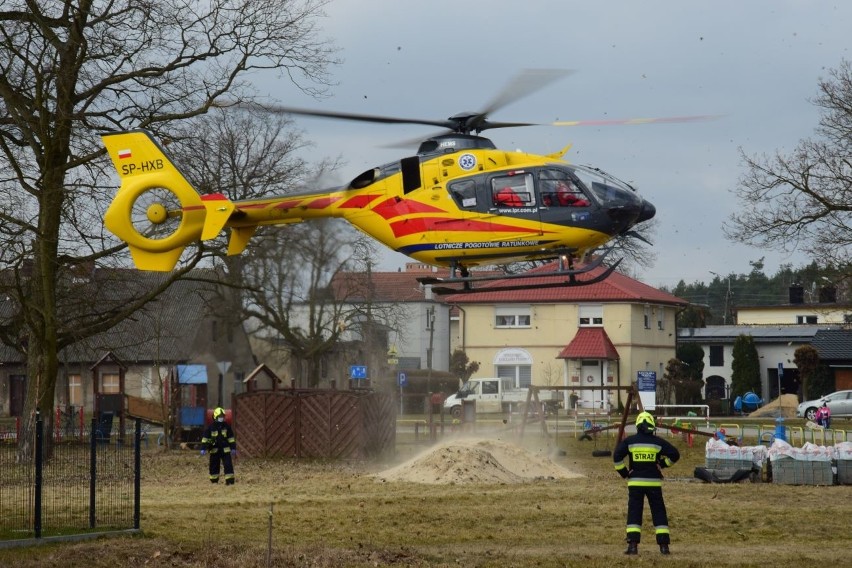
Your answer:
233,389 -> 396,459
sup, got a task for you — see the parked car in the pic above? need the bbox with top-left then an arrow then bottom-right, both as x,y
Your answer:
796,390 -> 852,421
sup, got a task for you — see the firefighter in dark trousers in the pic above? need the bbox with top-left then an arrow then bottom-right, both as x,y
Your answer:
613,411 -> 680,555
200,407 -> 236,485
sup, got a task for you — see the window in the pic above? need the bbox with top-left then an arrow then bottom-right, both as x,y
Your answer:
579,305 -> 603,326
643,305 -> 651,329
68,374 -> 82,407
709,345 -> 724,367
657,307 -> 665,330
481,380 -> 499,395
796,315 -> 818,324
101,373 -> 120,394
491,173 -> 536,207
495,306 -> 531,328
233,372 -> 246,395
538,169 -> 591,207
449,179 -> 478,208
496,365 -> 532,388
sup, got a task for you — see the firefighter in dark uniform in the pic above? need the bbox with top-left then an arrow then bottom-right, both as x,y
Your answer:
613,411 -> 680,555
200,407 -> 236,485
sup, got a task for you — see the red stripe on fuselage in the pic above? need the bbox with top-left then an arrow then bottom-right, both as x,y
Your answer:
371,198 -> 446,220
338,194 -> 384,208
304,196 -> 341,209
272,199 -> 303,210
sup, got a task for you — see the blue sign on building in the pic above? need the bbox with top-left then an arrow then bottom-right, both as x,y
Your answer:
637,371 -> 656,391
350,365 -> 368,380
397,371 -> 407,387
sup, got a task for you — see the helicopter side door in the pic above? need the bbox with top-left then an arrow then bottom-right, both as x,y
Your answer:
485,171 -> 544,239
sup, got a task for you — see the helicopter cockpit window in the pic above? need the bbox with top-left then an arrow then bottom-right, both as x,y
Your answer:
449,179 -> 478,208
539,169 -> 590,207
570,164 -> 642,210
492,173 -> 535,208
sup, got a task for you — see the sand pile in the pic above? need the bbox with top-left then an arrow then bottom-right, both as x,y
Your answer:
376,437 -> 583,484
748,394 -> 799,418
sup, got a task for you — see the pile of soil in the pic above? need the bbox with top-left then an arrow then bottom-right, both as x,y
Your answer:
747,394 -> 799,418
375,437 -> 583,484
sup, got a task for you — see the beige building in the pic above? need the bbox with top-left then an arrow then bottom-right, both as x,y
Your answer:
735,284 -> 852,325
442,262 -> 687,411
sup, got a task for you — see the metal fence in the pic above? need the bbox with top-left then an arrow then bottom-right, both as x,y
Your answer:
0,412 -> 141,543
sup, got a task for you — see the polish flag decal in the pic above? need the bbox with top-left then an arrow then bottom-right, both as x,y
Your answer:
118,149 -> 132,159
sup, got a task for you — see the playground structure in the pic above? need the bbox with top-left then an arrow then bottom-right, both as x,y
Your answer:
732,392 -> 764,414
89,354 -> 211,445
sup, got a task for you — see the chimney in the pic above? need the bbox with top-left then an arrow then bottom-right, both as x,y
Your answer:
789,284 -> 804,304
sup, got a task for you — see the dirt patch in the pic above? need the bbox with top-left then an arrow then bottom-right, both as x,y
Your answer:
748,394 -> 799,418
375,436 -> 583,484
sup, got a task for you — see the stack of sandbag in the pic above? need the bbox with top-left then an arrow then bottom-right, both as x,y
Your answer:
836,441 -> 852,485
768,439 -> 834,485
695,438 -> 766,483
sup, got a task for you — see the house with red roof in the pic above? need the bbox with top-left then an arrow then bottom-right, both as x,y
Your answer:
441,261 -> 688,411
328,263 -> 452,376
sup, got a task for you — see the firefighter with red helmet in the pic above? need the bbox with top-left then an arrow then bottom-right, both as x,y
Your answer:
613,411 -> 680,555
200,407 -> 237,485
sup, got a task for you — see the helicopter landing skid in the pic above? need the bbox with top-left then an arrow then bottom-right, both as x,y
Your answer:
419,254 -> 621,295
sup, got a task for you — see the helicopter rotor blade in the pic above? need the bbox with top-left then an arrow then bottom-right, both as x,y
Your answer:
480,69 -> 575,117
551,115 -> 721,127
472,69 -> 575,133
236,101 -> 457,130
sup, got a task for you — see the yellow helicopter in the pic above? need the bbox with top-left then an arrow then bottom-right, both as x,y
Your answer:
101,70 -> 710,293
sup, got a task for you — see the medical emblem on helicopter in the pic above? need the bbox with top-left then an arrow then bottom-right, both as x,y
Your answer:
101,70 -> 713,294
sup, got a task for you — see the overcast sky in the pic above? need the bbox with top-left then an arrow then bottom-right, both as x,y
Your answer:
255,0 -> 850,288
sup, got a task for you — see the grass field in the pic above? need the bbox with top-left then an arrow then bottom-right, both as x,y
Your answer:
0,421 -> 849,567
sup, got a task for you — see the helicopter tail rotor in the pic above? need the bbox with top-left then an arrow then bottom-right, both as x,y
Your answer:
102,130 -> 236,271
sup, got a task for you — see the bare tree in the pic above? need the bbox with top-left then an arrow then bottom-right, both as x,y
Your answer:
0,0 -> 336,459
727,60 -> 852,271
241,220 -> 409,388
240,221 -> 375,387
494,218 -> 658,277
166,107 -> 338,337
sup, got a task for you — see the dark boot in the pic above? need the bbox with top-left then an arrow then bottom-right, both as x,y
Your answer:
624,542 -> 638,555
226,479 -> 235,486
659,544 -> 670,555
210,478 -> 219,484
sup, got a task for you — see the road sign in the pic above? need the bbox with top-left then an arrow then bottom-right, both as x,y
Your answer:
350,365 -> 367,380
397,371 -> 408,387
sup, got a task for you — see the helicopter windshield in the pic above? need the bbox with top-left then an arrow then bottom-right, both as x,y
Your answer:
569,164 -> 642,209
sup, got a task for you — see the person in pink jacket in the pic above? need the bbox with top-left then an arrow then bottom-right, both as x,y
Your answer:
815,402 -> 831,428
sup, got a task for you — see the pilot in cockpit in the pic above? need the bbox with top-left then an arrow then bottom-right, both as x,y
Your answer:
542,176 -> 590,207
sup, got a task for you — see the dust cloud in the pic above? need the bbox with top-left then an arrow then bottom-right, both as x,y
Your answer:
375,436 -> 583,484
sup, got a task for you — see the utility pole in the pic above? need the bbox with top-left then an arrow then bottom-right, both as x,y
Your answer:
426,305 -> 435,395
709,271 -> 732,324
